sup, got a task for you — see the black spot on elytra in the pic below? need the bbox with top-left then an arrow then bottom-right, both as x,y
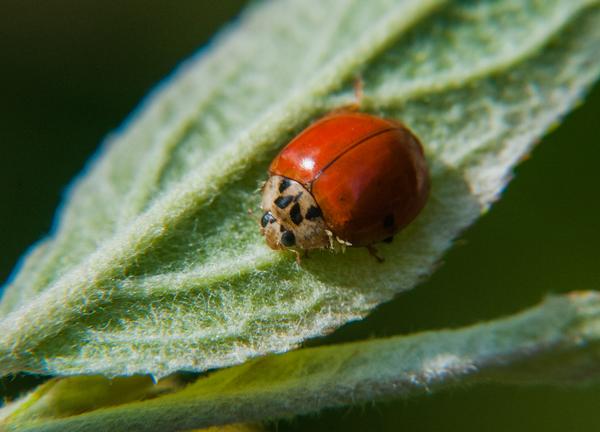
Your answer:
279,178 -> 291,193
305,205 -> 322,220
280,230 -> 296,247
383,214 -> 395,229
290,203 -> 303,225
261,211 -> 276,227
274,195 -> 294,209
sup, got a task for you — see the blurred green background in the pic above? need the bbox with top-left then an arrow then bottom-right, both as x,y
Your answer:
1,2 -> 599,431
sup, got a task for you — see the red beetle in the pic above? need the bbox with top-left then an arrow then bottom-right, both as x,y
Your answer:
260,111 -> 429,256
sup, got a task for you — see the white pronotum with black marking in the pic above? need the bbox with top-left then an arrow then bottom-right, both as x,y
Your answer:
260,175 -> 329,250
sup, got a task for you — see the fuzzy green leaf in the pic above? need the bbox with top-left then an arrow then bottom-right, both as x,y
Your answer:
1,0 -> 599,378
4,291 -> 600,431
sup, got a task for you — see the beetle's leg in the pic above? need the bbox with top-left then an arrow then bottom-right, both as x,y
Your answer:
366,245 -> 384,263
327,75 -> 364,115
293,249 -> 302,265
353,74 -> 364,107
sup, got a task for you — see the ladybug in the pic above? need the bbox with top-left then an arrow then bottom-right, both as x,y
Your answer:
260,111 -> 429,257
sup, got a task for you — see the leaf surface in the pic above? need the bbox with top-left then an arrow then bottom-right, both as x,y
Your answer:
4,291 -> 600,431
0,0 -> 599,377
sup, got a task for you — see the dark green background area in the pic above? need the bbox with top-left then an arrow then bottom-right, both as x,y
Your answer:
0,2 -> 599,431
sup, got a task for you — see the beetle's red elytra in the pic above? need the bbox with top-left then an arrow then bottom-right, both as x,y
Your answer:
260,111 -> 429,255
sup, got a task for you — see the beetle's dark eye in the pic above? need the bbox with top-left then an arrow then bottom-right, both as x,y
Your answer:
261,211 -> 276,228
280,230 -> 296,247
